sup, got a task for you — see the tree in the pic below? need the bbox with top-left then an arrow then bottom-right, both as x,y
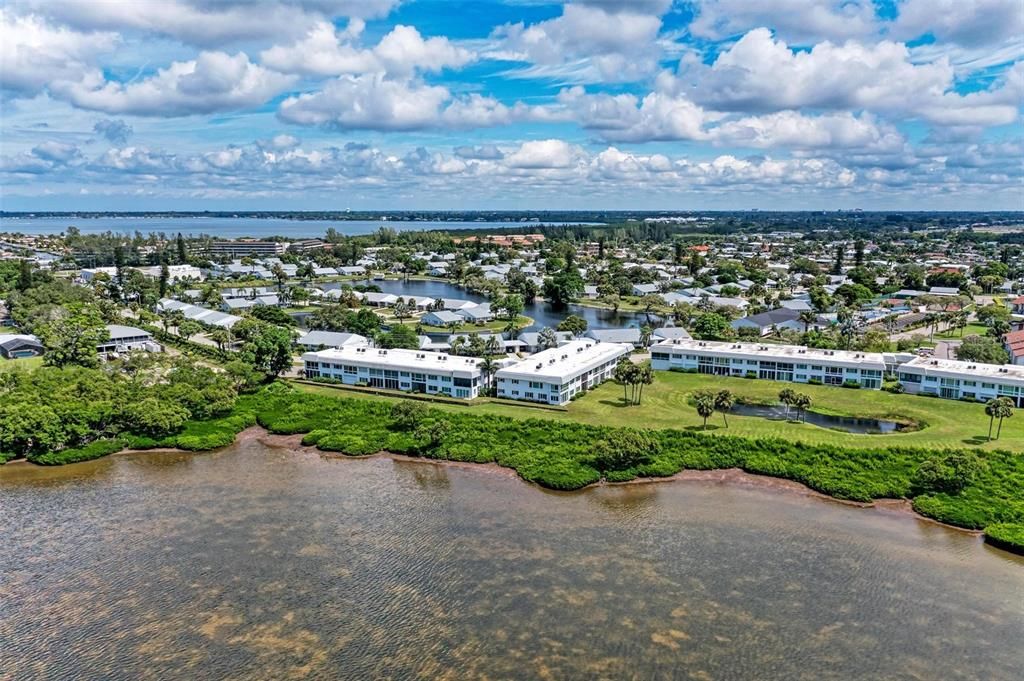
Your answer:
956,335 -> 1009,365
713,389 -> 734,427
537,327 -> 559,351
542,265 -> 584,308
498,293 -> 524,322
694,391 -> 715,430
37,303 -> 109,368
392,298 -> 411,324
636,363 -> 654,404
415,420 -> 450,450
17,259 -> 33,292
391,402 -> 428,431
0,401 -> 66,458
484,335 -> 503,357
175,233 -> 188,264
557,314 -> 588,337
985,397 -> 1014,441
639,294 -> 665,323
296,262 -> 316,283
592,428 -> 660,472
124,397 -> 190,437
854,239 -> 865,267
377,324 -> 420,349
614,357 -> 638,405
778,388 -> 797,418
793,393 -> 812,421
209,328 -> 231,351
798,309 -> 818,333
639,324 -> 653,348
478,355 -> 498,395
913,451 -> 985,493
158,262 -> 170,298
832,243 -> 844,274
271,264 -> 288,292
177,319 -> 203,340
692,312 -> 732,340
239,323 -> 294,377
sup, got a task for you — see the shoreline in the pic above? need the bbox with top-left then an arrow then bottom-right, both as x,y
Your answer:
46,426 -> 984,538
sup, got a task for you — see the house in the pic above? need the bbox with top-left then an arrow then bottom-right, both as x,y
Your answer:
632,283 -> 659,296
928,286 -> 961,297
98,325 -> 159,354
295,331 -> 368,351
1004,329 -> 1024,366
582,285 -> 599,299
495,340 -> 632,405
731,308 -> 820,336
423,310 -> 464,327
457,304 -> 493,324
302,347 -> 486,399
518,330 -> 574,354
651,340 -> 885,389
651,326 -> 692,343
1008,296 -> 1024,315
0,334 -> 44,359
898,357 -> 1024,406
585,327 -> 649,347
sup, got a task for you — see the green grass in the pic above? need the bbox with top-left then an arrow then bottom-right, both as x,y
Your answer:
935,323 -> 989,340
294,371 -> 1022,452
0,356 -> 44,373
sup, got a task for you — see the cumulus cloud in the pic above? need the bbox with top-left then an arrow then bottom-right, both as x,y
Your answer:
688,0 -> 878,43
0,9 -> 115,96
22,0 -> 400,47
709,111 -> 906,152
93,119 -> 133,144
892,0 -> 1024,47
505,139 -> 581,169
261,22 -> 473,78
673,29 -> 1021,126
558,87 -> 711,142
492,2 -> 666,82
53,51 -> 296,116
277,75 -> 451,130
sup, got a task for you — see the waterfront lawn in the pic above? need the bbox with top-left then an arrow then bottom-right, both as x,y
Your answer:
252,386 -> 1024,531
294,371 -> 1022,452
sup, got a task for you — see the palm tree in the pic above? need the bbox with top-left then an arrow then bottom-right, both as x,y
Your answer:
695,392 -> 715,430
271,263 -> 287,292
798,309 -> 817,333
478,355 -> 498,396
484,335 -> 503,357
297,262 -> 316,284
639,324 -> 653,348
794,393 -> 812,422
989,397 -> 1014,440
714,389 -> 734,428
985,398 -> 1002,441
778,388 -> 797,418
614,358 -> 636,405
393,298 -> 411,324
636,364 -> 654,405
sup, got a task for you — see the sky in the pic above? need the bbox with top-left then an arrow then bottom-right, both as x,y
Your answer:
1,0 -> 1022,211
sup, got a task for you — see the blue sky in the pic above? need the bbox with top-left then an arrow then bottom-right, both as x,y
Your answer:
1,0 -> 1021,211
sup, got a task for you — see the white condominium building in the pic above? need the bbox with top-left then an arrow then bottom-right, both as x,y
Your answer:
302,346 -> 486,399
495,340 -> 632,405
897,356 -> 1024,407
650,339 -> 886,389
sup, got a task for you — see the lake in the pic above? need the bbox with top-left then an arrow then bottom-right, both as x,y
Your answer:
0,216 -> 588,239
322,278 -> 648,331
2,434 -> 1021,680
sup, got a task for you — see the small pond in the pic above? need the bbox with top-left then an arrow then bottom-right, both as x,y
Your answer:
730,402 -> 915,434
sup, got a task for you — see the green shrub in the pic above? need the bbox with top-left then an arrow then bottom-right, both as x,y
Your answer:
28,438 -> 126,465
984,523 -> 1024,554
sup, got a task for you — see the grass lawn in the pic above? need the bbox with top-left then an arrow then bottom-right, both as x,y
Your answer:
0,327 -> 17,334
934,323 -> 989,340
294,370 -> 1022,452
0,356 -> 44,373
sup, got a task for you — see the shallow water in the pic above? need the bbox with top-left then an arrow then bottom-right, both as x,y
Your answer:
729,402 -> 909,434
2,438 -> 1022,680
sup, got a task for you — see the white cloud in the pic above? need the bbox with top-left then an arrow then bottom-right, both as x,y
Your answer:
674,29 -> 1021,126
892,0 -> 1024,48
0,9 -> 115,96
53,51 -> 296,116
709,111 -> 906,151
505,139 -> 580,169
688,0 -> 878,43
277,75 -> 451,130
492,2 -> 665,82
558,87 -> 711,142
23,0 -> 400,47
93,119 -> 133,144
261,22 -> 472,78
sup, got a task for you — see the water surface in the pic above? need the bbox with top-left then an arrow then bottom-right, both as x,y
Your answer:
1,438 -> 1021,680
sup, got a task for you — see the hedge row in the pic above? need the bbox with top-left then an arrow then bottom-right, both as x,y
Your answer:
984,523 -> 1024,555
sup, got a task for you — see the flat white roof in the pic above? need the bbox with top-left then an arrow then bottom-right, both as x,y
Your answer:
496,340 -> 631,382
899,356 -> 1024,386
653,339 -> 886,370
303,346 -> 483,377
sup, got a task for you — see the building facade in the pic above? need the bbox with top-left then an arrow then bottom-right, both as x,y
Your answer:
302,346 -> 486,399
650,340 -> 886,389
210,240 -> 288,258
495,340 -> 632,405
897,357 -> 1024,407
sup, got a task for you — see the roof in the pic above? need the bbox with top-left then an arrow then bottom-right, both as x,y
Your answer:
105,324 -> 151,340
0,334 -> 42,351
652,339 -> 886,370
496,340 -> 631,382
586,328 -> 642,344
899,356 -> 1024,385
425,310 -> 463,324
296,331 -> 368,348
303,346 -> 483,377
732,308 -> 803,327
652,326 -> 692,341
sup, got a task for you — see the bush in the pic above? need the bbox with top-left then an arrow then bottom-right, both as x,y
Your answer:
984,523 -> 1024,554
912,451 -> 986,494
28,438 -> 126,466
807,377 -> 823,385
842,379 -> 861,389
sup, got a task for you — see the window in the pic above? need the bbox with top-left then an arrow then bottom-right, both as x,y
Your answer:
344,365 -> 357,375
